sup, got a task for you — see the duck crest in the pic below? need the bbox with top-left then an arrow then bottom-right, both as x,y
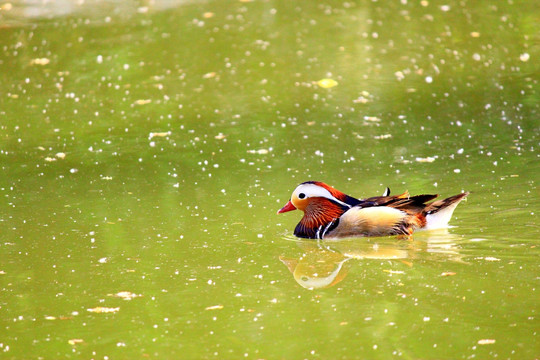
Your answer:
294,198 -> 347,239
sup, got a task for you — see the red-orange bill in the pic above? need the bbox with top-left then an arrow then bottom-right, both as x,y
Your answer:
277,200 -> 296,214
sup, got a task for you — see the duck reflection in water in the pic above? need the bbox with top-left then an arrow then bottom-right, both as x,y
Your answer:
280,229 -> 464,290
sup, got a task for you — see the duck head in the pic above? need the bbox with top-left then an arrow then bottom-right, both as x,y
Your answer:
277,181 -> 361,238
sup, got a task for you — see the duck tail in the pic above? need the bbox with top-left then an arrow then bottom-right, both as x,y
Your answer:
423,192 -> 469,230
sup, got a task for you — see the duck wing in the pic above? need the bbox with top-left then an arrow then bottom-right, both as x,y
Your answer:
359,192 -> 439,213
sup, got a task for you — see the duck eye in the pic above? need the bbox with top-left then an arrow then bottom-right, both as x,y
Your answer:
298,193 -> 306,199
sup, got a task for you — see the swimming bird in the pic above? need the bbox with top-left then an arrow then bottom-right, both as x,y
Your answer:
277,181 -> 468,239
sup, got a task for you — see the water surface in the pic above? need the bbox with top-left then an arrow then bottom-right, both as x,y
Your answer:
0,0 -> 538,359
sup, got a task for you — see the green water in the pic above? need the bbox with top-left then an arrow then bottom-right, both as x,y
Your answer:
1,0 -> 538,359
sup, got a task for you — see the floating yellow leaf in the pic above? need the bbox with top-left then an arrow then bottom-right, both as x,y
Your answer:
214,133 -> 227,140
478,339 -> 496,345
44,316 -> 56,320
205,305 -> 224,310
316,78 -> 338,88
203,12 -> 214,18
203,72 -> 217,79
68,339 -> 84,345
87,307 -> 120,313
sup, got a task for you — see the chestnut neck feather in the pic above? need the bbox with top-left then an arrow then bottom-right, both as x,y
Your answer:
294,198 -> 348,239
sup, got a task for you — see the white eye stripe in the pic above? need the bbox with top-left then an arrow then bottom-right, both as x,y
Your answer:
293,184 -> 351,208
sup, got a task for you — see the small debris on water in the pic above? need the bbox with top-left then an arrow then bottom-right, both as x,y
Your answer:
383,270 -> 404,274
519,53 -> 530,62
316,78 -> 338,88
109,291 -> 141,300
395,71 -> 405,81
203,72 -> 217,79
148,131 -> 171,140
364,116 -> 380,122
477,339 -> 496,345
416,156 -> 436,163
87,307 -> 120,313
134,99 -> 152,105
30,58 -> 50,65
441,272 -> 456,276
247,149 -> 270,154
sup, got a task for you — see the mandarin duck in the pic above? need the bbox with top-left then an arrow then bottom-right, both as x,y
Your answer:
277,181 -> 468,239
